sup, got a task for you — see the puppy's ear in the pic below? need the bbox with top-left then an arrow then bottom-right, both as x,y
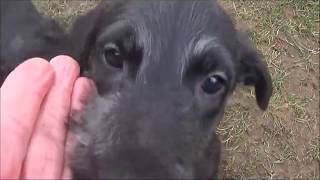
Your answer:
69,4 -> 106,72
236,32 -> 272,110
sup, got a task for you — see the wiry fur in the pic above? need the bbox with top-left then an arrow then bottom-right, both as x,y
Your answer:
69,1 -> 272,179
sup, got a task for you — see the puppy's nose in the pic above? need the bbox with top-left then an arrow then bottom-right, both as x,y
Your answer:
117,147 -> 171,175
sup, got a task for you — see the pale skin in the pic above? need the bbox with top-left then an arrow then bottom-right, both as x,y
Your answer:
0,56 -> 93,179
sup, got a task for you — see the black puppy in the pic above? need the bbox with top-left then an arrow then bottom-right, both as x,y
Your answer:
0,0 -> 70,84
69,1 -> 272,179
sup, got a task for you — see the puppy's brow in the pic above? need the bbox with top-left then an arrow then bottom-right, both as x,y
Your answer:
194,37 -> 220,56
97,20 -> 131,42
180,36 -> 220,80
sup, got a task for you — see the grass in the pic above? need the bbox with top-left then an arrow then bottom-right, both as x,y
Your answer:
33,0 -> 319,179
217,0 -> 319,178
32,0 -> 98,28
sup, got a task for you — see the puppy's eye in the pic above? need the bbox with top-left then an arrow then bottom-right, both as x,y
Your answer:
202,74 -> 226,94
103,43 -> 123,69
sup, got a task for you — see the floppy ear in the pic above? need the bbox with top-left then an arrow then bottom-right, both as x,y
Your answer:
69,2 -> 126,74
236,32 -> 272,110
69,4 -> 106,73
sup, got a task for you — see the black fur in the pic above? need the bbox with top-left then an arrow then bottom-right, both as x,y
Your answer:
0,0 -> 71,85
69,1 -> 272,179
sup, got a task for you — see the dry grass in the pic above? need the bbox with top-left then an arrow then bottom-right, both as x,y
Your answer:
217,0 -> 319,178
33,0 -> 320,179
32,0 -> 98,29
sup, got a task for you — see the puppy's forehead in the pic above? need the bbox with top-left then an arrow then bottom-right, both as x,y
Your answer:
124,1 -> 215,50
119,1 -> 233,83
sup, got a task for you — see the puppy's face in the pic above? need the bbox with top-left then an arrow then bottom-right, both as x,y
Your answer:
70,1 -> 272,179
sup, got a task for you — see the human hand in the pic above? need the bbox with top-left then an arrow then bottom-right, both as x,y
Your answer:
0,56 -> 93,179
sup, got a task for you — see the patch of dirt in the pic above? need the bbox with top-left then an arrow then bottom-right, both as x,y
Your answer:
216,0 -> 319,179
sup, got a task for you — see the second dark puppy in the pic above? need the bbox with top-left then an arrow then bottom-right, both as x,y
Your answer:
0,0 -> 71,84
69,1 -> 272,179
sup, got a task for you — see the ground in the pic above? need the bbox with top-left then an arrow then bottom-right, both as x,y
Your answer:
33,0 -> 319,179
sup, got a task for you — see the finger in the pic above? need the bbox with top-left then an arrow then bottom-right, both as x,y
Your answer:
21,56 -> 80,179
69,77 -> 95,122
61,129 -> 76,180
62,77 -> 94,179
61,167 -> 72,180
0,58 -> 54,179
